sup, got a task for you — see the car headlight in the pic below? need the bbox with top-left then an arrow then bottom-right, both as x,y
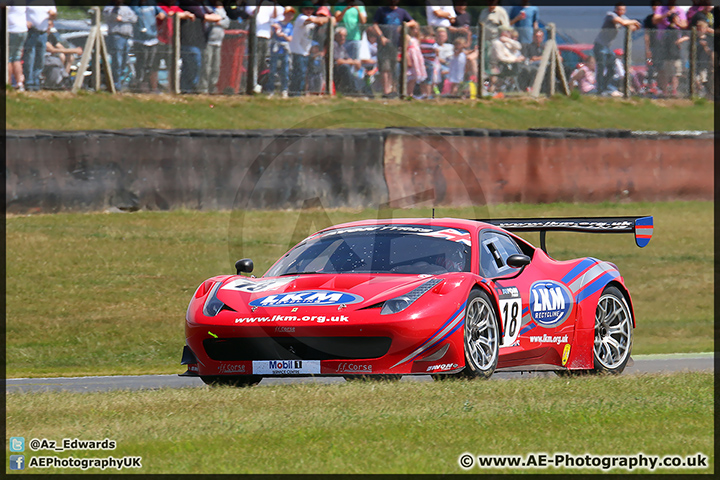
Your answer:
381,279 -> 443,315
203,282 -> 226,317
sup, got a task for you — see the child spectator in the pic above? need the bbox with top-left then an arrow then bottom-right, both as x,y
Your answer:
307,41 -> 325,93
359,28 -> 379,92
448,37 -> 467,96
570,56 -> 597,94
405,23 -> 427,98
509,0 -> 539,57
419,26 -> 438,98
131,0 -> 166,93
435,27 -> 454,88
266,6 -> 295,98
198,0 -> 230,94
510,29 -> 524,61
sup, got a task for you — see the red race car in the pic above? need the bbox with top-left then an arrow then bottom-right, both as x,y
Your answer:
181,216 -> 653,386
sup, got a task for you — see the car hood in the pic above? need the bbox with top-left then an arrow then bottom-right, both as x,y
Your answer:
215,274 -> 443,313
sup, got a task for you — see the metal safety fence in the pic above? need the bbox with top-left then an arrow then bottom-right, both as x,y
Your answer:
4,6 -> 714,100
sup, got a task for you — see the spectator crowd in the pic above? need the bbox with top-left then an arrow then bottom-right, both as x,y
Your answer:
6,1 -> 716,99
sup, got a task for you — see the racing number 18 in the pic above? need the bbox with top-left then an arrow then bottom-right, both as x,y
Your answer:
499,298 -> 521,347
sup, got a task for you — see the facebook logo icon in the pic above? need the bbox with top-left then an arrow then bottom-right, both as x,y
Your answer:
10,455 -> 25,470
9,437 -> 25,452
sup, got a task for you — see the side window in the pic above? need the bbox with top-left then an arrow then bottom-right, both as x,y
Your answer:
479,231 -> 522,278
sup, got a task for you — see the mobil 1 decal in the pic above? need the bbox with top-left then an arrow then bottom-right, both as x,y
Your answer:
497,286 -> 522,347
529,280 -> 574,328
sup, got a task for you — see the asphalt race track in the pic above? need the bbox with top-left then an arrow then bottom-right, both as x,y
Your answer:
6,353 -> 713,394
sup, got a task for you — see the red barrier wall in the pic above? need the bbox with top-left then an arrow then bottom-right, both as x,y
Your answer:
383,131 -> 713,206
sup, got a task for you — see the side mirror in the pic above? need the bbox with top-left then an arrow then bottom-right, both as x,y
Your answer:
507,254 -> 531,268
490,254 -> 531,282
235,258 -> 254,274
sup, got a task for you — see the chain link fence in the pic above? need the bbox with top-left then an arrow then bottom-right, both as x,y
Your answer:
5,6 -> 714,100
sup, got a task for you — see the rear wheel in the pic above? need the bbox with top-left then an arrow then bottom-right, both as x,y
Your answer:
200,375 -> 262,387
592,286 -> 633,374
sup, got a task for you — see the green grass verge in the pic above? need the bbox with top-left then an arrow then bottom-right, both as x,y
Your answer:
5,201 -> 712,378
5,372 -> 714,474
5,91 -> 714,132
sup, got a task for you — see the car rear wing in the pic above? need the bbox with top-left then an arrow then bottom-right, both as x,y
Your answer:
476,216 -> 654,253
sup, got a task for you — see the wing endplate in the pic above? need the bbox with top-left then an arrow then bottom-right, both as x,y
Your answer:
633,216 -> 654,248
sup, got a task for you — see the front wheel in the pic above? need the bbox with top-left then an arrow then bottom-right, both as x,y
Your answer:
592,286 -> 633,374
462,289 -> 500,379
200,375 -> 262,387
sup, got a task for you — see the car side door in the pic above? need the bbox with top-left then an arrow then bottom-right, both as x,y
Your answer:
478,230 -> 529,349
480,229 -> 576,366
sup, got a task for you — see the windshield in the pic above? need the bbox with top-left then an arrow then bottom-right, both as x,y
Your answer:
265,225 -> 472,277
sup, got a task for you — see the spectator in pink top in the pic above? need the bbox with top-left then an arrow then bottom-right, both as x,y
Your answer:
406,23 -> 427,97
570,56 -> 596,94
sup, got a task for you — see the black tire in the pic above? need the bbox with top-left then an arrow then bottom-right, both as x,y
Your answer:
592,285 -> 633,374
438,289 -> 498,380
343,375 -> 402,382
200,375 -> 262,387
432,289 -> 500,381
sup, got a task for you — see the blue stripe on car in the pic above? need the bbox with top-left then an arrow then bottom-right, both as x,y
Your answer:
561,258 -> 596,284
575,271 -> 620,303
519,321 -> 536,335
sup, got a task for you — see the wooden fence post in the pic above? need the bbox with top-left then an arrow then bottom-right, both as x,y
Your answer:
548,23 -> 556,96
623,26 -> 631,98
171,12 -> 180,94
246,15 -> 257,95
72,7 -> 114,94
478,22 -> 485,97
4,7 -> 9,88
400,22 -> 408,98
689,26 -> 697,98
93,7 -> 101,92
326,17 -> 335,95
